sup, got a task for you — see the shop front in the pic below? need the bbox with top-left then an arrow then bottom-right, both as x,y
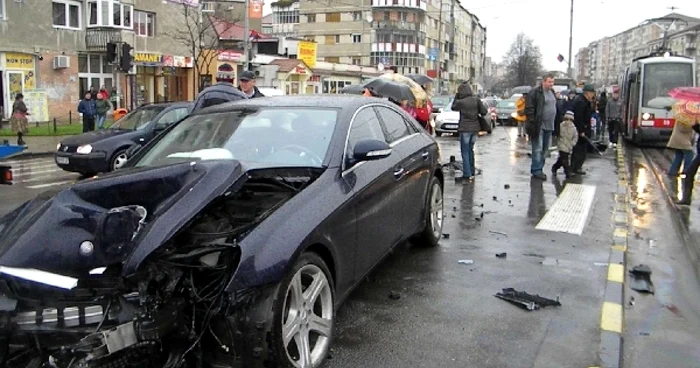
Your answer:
131,52 -> 193,108
1,52 -> 37,119
270,60 -> 312,95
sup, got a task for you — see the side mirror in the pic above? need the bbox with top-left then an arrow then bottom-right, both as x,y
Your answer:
353,139 -> 392,162
125,144 -> 142,158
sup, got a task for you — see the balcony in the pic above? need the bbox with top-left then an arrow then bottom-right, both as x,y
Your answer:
371,0 -> 427,12
372,20 -> 418,32
86,27 -> 123,52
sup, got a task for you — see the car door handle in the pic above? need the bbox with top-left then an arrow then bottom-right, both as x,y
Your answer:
422,151 -> 429,160
393,167 -> 405,178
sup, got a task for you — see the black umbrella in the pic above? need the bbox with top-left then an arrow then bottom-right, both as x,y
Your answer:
363,78 -> 416,103
406,74 -> 433,86
340,84 -> 366,95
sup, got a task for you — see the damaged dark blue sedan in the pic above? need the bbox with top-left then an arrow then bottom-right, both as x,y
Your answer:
0,95 -> 444,368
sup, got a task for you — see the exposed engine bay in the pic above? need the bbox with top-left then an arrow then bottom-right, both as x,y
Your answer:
0,170 -> 316,368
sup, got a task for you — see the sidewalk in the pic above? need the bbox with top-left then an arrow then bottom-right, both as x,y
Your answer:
424,128 -> 619,367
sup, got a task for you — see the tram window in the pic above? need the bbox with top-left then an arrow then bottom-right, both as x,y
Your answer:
642,63 -> 694,107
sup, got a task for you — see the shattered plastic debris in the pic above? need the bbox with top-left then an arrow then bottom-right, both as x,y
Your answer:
492,196 -> 498,201
629,264 -> 654,294
593,262 -> 608,267
442,233 -> 450,239
494,288 -> 561,311
458,260 -> 475,265
504,184 -> 511,189
489,230 -> 508,237
495,252 -> 507,259
388,291 -> 401,300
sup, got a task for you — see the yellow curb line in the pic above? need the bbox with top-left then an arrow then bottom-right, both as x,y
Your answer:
607,263 -> 624,283
601,302 -> 623,333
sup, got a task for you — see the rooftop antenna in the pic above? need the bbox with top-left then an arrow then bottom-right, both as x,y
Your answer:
667,6 -> 679,11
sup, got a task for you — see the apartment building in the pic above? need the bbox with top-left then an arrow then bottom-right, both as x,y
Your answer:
0,0 -> 204,120
647,23 -> 700,85
275,0 -> 486,93
575,12 -> 699,87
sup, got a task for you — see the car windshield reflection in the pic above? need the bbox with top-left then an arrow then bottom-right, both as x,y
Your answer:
133,108 -> 338,168
111,106 -> 166,130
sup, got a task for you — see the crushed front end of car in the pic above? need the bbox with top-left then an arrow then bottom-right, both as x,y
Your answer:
0,161 -> 319,368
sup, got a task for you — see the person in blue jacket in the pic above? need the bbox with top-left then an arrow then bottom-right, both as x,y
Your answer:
77,91 -> 98,132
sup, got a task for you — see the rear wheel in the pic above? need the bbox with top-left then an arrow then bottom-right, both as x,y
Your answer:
435,131 -> 443,137
417,176 -> 443,247
269,252 -> 334,368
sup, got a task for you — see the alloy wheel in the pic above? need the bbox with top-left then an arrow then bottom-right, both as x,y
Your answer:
282,264 -> 333,368
112,152 -> 129,170
430,182 -> 444,239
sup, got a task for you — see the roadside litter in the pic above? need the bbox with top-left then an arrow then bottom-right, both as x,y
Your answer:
629,264 -> 655,294
494,288 -> 561,311
489,230 -> 508,237
458,260 -> 474,265
495,252 -> 507,259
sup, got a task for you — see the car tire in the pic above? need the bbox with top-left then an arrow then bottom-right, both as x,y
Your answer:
268,252 -> 335,368
417,175 -> 444,247
435,131 -> 443,137
110,149 -> 129,171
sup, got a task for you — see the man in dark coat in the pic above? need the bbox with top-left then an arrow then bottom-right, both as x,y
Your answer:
192,76 -> 249,112
452,83 -> 487,181
238,71 -> 265,98
525,73 -> 557,180
570,84 -> 596,175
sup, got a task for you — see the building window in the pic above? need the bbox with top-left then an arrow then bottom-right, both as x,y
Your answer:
323,79 -> 352,93
78,54 -> 113,99
352,34 -> 362,43
352,11 -> 362,21
52,0 -> 81,29
87,0 -> 132,29
326,12 -> 340,22
307,14 -> 315,23
335,35 -> 340,43
274,9 -> 299,24
0,0 -> 5,21
351,57 -> 361,66
134,10 -> 154,37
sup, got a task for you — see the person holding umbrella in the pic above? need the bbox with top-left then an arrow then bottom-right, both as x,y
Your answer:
669,87 -> 700,206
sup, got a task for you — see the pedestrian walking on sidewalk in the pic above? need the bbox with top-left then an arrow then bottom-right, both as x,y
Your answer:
452,82 -> 487,181
597,91 -> 608,140
551,110 -> 578,179
95,92 -> 112,130
606,91 -> 622,148
525,73 -> 557,180
10,93 -> 29,146
571,84 -> 596,175
78,92 -> 97,132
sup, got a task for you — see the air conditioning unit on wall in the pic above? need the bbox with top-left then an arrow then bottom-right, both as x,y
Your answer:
53,55 -> 70,69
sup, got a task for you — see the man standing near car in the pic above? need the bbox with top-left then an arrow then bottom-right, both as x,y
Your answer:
525,73 -> 557,180
571,84 -> 596,175
192,75 -> 249,112
78,92 -> 97,132
238,71 -> 265,98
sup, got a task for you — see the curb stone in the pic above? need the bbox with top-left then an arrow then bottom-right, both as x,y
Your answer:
597,143 -> 629,368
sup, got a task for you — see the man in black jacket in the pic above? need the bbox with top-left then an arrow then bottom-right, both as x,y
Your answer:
525,73 -> 557,180
238,71 -> 265,98
192,75 -> 248,111
571,84 -> 596,175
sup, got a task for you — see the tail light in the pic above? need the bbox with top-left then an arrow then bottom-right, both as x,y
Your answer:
1,166 -> 13,185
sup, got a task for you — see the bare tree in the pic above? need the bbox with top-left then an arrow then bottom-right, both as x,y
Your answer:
166,2 -> 240,96
504,33 -> 544,88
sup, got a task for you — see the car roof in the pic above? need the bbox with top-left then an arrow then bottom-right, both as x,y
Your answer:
138,101 -> 193,109
192,94 -> 393,115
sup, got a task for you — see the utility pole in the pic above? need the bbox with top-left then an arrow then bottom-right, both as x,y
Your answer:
567,0 -> 574,78
436,0 -> 444,94
243,0 -> 250,71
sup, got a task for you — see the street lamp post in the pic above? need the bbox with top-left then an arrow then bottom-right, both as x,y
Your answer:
568,0 -> 574,78
243,0 -> 250,71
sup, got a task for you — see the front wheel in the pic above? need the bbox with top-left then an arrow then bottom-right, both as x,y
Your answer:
417,176 -> 444,247
110,149 -> 129,171
269,252 -> 335,368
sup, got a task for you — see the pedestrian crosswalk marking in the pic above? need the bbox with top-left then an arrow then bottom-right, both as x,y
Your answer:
0,157 -> 79,189
26,180 -> 74,189
535,184 -> 597,235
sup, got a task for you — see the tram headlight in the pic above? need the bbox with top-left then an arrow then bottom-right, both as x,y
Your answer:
642,112 -> 652,120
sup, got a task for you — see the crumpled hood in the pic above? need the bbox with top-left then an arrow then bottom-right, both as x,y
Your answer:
0,160 -> 245,278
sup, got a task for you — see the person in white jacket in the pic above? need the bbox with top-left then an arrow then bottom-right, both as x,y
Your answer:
551,110 -> 579,179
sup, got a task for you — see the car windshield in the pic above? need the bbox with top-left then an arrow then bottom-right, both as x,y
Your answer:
133,108 -> 338,169
498,100 -> 517,109
432,96 -> 452,106
642,63 -> 694,107
444,98 -> 456,111
111,106 -> 166,130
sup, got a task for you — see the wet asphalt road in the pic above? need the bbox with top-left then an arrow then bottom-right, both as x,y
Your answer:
1,131 -> 699,367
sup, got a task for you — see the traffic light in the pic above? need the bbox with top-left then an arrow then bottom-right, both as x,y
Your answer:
120,43 -> 133,72
557,54 -> 565,62
106,42 -> 117,63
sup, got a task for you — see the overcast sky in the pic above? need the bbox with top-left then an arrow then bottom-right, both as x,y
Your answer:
262,0 -> 700,72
